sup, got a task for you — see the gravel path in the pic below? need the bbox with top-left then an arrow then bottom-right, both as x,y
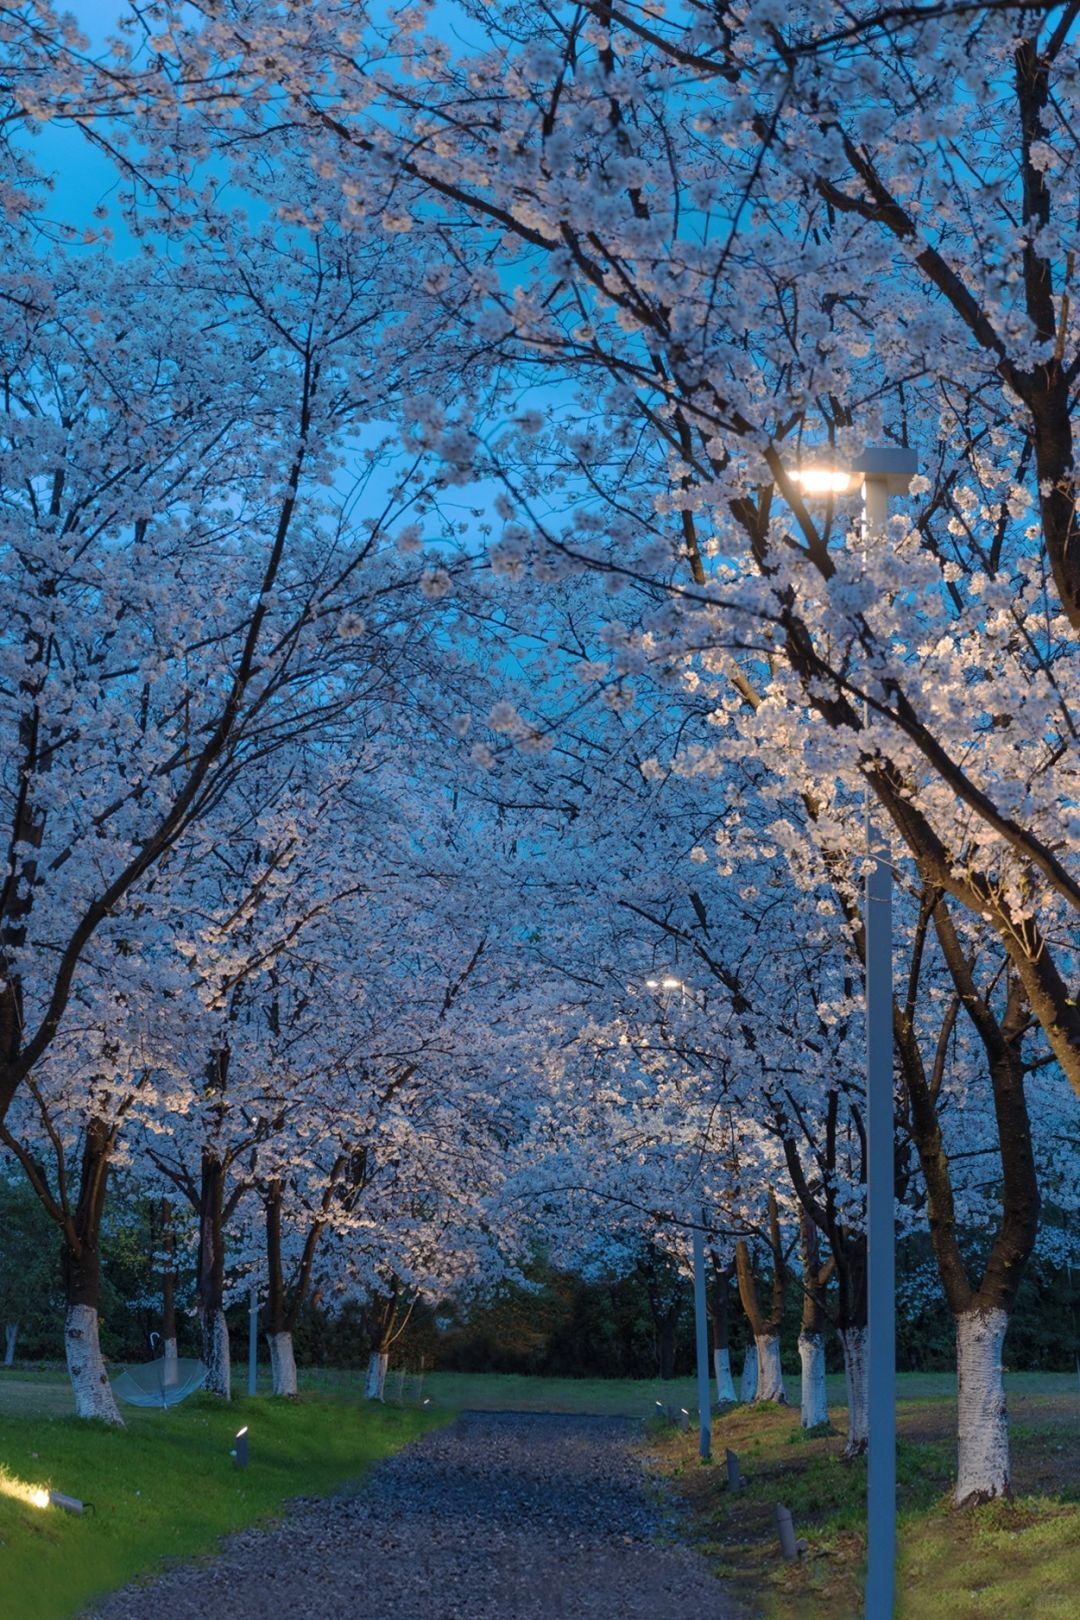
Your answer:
86,1411 -> 739,1619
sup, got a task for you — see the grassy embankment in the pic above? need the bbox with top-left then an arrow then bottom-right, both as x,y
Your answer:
0,1371 -> 444,1620
647,1374 -> 1080,1620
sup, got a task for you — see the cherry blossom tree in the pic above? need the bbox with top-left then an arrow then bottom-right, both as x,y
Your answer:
135,0 -> 1080,1108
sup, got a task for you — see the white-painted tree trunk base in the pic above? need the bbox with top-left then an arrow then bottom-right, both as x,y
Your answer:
366,1350 -> 389,1401
267,1330 -> 298,1397
955,1307 -> 1011,1505
713,1347 -> 737,1405
202,1309 -> 231,1399
798,1332 -> 828,1428
739,1344 -> 757,1402
65,1304 -> 123,1424
162,1336 -> 178,1367
3,1322 -> 17,1367
755,1334 -> 787,1403
839,1326 -> 869,1457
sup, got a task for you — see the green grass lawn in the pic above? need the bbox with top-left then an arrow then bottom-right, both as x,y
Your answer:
302,1364 -> 720,1415
0,1376 -> 443,1620
651,1385 -> 1080,1619
299,1365 -> 1080,1414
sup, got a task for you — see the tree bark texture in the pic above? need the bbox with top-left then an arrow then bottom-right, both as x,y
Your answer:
735,1192 -> 787,1404
955,1307 -> 1011,1505
739,1343 -> 758,1402
366,1349 -> 389,1401
839,1325 -> 869,1458
707,1253 -> 736,1402
262,1171 -> 337,1396
65,1302 -> 122,1423
754,1334 -> 787,1404
198,1151 -> 230,1399
897,907 -> 1040,1502
60,1116 -> 121,1422
267,1329 -> 298,1398
713,1347 -> 737,1405
797,1208 -> 832,1428
798,1332 -> 828,1429
203,1307 -> 230,1401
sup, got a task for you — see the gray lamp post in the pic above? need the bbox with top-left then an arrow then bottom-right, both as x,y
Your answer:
691,1214 -> 712,1462
792,445 -> 917,1620
248,1285 -> 258,1397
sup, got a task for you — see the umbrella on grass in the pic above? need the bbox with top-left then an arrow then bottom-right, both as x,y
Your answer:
113,1337 -> 209,1410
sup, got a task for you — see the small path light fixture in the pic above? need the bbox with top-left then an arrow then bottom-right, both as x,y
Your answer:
231,1426 -> 249,1469
773,1501 -> 807,1561
787,445 -> 918,1620
48,1491 -> 86,1516
0,1473 -> 88,1514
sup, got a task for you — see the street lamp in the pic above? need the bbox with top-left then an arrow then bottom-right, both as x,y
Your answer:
791,444 -> 917,1620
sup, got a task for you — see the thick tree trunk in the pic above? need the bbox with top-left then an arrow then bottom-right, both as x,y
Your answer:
713,1347 -> 737,1405
898,923 -> 1040,1505
203,1308 -> 230,1400
754,1334 -> 787,1404
262,1175 -> 335,1399
708,1255 -> 736,1403
839,1326 -> 869,1457
163,1336 -> 178,1366
363,1279 -> 405,1403
739,1343 -> 757,1401
797,1209 -> 831,1427
798,1333 -> 828,1428
198,1151 -> 230,1399
61,1117 -> 122,1423
955,1307 -> 1011,1505
65,1303 -> 122,1423
830,1231 -> 869,1455
3,1322 -> 16,1366
264,1179 -> 299,1397
736,1196 -> 787,1404
366,1350 -> 389,1401
267,1330 -> 298,1397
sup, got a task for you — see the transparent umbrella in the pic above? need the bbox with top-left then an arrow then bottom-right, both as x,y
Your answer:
113,1338 -> 209,1410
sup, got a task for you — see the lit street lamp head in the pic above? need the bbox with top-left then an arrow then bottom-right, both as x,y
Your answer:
791,465 -> 859,496
791,446 -> 919,501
